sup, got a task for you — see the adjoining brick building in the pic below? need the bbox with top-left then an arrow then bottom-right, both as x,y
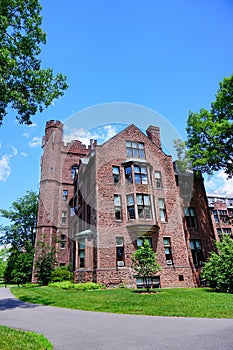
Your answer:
32,120 -> 216,288
207,194 -> 233,240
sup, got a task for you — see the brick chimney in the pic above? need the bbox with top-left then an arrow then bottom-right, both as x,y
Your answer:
146,125 -> 161,149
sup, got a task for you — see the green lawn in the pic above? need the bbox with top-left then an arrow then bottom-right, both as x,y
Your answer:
0,325 -> 52,350
11,286 -> 233,318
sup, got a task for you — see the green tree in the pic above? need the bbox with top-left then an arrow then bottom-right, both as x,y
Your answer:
36,246 -> 57,286
173,139 -> 192,174
131,238 -> 161,292
0,246 -> 9,280
0,190 -> 38,284
0,0 -> 68,125
201,235 -> 233,293
186,74 -> 233,177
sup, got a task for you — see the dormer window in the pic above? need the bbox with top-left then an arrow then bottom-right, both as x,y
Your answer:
126,141 -> 145,159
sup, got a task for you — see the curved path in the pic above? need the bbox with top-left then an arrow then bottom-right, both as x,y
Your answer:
0,288 -> 233,350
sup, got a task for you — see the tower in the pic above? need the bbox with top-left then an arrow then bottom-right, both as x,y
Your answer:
32,120 -> 88,282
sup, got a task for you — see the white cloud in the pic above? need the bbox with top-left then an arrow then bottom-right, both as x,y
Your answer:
0,155 -> 11,182
29,137 -> 41,148
21,152 -> 28,157
28,122 -> 37,128
11,146 -> 18,156
63,125 -> 119,146
205,170 -> 233,196
23,132 -> 29,138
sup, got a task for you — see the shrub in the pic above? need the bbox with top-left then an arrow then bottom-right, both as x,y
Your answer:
73,282 -> 103,291
49,281 -> 74,290
49,281 -> 103,291
201,235 -> 233,293
51,266 -> 73,282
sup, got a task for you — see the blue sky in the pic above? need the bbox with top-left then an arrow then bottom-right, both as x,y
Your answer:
1,0 -> 233,224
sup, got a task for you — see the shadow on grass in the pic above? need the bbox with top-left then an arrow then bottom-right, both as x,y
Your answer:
132,289 -> 160,294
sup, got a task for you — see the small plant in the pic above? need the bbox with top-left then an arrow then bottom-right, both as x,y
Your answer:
73,282 -> 103,291
49,281 -> 103,291
51,265 -> 73,282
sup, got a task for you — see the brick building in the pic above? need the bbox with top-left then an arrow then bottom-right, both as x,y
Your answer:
207,194 -> 233,240
33,120 -> 216,287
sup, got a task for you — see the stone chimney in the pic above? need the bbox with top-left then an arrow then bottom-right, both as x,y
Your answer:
146,125 -> 161,149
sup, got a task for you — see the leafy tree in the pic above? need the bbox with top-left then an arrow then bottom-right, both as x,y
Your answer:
0,190 -> 38,284
131,238 -> 161,292
0,0 -> 68,125
173,139 -> 192,174
201,235 -> 233,293
35,246 -> 57,286
186,74 -> 233,177
0,246 -> 9,280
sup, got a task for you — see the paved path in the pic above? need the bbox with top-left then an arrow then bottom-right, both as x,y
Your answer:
0,288 -> 233,350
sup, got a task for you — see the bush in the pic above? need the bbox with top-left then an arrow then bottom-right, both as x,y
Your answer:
73,282 -> 103,291
49,281 -> 74,290
51,266 -> 73,282
49,281 -> 103,291
201,235 -> 233,293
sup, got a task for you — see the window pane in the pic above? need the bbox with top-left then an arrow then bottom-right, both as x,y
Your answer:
163,238 -> 170,246
113,166 -> 119,175
139,150 -> 145,158
125,166 -> 132,174
132,142 -> 138,148
135,174 -> 141,184
190,240 -> 195,250
127,195 -> 134,205
165,247 -> 170,254
143,195 -> 150,205
136,194 -> 143,204
114,195 -> 121,206
138,143 -> 144,149
142,175 -> 148,184
155,171 -> 161,179
134,165 -> 140,172
159,199 -> 165,208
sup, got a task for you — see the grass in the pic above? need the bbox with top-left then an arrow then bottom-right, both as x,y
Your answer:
11,285 -> 233,318
0,325 -> 52,350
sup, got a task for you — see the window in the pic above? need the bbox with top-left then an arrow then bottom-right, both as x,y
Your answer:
61,211 -> 67,225
125,164 -> 148,185
137,236 -> 152,247
60,234 -> 66,249
222,228 -> 232,234
219,210 -> 228,223
136,194 -> 151,219
134,166 -> 148,184
217,228 -> 222,235
163,237 -> 173,264
112,166 -> 120,183
127,194 -> 135,219
116,237 -> 124,266
190,239 -> 203,267
213,210 -> 219,223
126,141 -> 145,159
155,171 -> 162,189
114,195 -> 122,220
63,190 -> 68,201
158,198 -> 167,222
184,207 -> 197,229
125,166 -> 133,183
78,238 -> 85,268
71,165 -> 79,179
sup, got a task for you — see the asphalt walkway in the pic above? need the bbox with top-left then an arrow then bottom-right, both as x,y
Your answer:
0,287 -> 233,349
